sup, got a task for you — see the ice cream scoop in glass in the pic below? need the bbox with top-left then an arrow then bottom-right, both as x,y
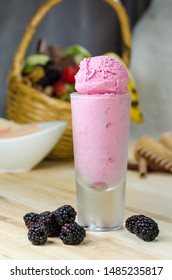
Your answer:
71,56 -> 131,231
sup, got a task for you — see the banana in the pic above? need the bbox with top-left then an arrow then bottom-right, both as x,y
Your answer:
105,52 -> 144,123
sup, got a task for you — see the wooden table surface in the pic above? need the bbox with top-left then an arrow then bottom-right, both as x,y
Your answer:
0,144 -> 172,260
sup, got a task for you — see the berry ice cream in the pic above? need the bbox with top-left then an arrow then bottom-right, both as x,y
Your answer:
75,56 -> 128,94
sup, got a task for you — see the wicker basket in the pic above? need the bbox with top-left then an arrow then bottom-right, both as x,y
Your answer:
6,0 -> 131,159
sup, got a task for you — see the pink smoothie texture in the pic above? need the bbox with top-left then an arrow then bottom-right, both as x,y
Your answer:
75,56 -> 128,94
71,94 -> 131,188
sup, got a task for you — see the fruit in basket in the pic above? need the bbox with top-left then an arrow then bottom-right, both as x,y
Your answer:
23,65 -> 45,83
53,81 -> 75,101
43,60 -> 61,83
61,65 -> 79,84
26,54 -> 50,67
21,43 -> 91,101
62,44 -> 91,64
22,64 -> 35,75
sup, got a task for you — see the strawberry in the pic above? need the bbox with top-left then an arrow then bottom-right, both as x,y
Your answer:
61,65 -> 79,84
54,81 -> 67,96
53,81 -> 75,101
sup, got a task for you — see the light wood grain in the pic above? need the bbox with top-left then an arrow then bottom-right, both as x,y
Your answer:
0,145 -> 172,260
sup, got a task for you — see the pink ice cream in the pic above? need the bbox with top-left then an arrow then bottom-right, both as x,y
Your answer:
71,56 -> 130,189
75,56 -> 128,94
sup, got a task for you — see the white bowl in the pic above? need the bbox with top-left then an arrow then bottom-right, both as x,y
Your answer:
0,121 -> 67,173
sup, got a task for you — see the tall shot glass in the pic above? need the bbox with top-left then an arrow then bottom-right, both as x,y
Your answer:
71,93 -> 131,231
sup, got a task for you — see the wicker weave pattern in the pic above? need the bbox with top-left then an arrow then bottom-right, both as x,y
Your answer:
6,0 -> 131,159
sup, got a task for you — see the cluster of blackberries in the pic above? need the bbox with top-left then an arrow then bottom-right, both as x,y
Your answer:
23,205 -> 86,246
125,214 -> 159,242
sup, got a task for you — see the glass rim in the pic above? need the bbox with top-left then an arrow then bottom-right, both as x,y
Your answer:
70,92 -> 131,99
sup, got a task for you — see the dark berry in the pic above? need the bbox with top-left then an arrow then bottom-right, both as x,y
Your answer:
39,211 -> 61,237
37,76 -> 50,87
125,214 -> 145,234
43,61 -> 61,81
46,69 -> 61,84
53,205 -> 76,226
134,216 -> 159,242
43,60 -> 58,72
28,222 -> 48,245
23,212 -> 40,228
60,222 -> 86,245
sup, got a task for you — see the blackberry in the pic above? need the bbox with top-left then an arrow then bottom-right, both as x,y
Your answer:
53,205 -> 76,226
23,212 -> 40,228
134,216 -> 159,242
60,222 -> 86,245
125,214 -> 145,234
39,211 -> 61,237
28,222 -> 48,245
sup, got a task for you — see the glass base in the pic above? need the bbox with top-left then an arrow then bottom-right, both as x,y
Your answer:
76,175 -> 126,232
82,224 -> 123,232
